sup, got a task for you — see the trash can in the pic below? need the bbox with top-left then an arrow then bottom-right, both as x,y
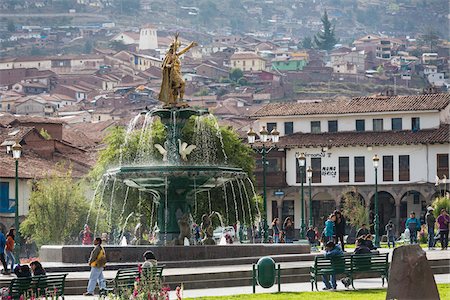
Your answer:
256,256 -> 276,288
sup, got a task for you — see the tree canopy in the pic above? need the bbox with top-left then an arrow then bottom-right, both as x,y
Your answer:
21,165 -> 105,246
314,10 -> 338,51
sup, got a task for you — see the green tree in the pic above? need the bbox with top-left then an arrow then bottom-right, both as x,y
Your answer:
229,68 -> 243,83
314,10 -> 338,51
21,166 -> 105,246
30,46 -> 42,56
7,20 -> 15,32
341,188 -> 368,230
301,36 -> 313,49
109,40 -> 127,52
432,196 -> 450,218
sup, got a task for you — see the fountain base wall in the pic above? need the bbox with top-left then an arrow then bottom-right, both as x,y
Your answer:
40,244 -> 310,263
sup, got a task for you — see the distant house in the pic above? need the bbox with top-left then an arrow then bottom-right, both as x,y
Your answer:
194,63 -> 229,79
272,56 -> 308,72
15,96 -> 55,116
111,31 -> 140,45
427,73 -> 446,87
132,53 -> 162,71
230,52 -> 266,72
330,48 -> 365,73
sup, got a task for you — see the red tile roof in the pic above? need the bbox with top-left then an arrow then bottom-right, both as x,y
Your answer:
252,93 -> 450,117
276,124 -> 450,148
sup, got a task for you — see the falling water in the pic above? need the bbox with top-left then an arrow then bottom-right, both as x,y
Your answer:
119,114 -> 141,165
236,179 -> 247,226
94,177 -> 109,236
137,191 -> 142,243
247,177 -> 262,221
117,186 -> 130,236
85,178 -> 104,226
119,212 -> 134,244
135,112 -> 155,163
207,190 -> 212,213
207,114 -> 228,163
241,179 -> 255,243
222,184 -> 229,225
164,176 -> 168,246
149,199 -> 155,233
230,181 -> 239,226
107,178 -> 117,231
194,177 -> 197,218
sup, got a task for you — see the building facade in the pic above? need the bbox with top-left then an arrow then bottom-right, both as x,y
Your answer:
252,93 -> 450,236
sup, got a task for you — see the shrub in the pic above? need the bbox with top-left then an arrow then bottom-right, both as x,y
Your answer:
432,196 -> 450,218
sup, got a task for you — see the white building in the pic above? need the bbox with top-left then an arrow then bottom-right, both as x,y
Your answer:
251,93 -> 450,236
138,25 -> 158,51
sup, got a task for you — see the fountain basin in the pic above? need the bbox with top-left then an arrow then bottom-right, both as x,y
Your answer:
40,244 -> 310,263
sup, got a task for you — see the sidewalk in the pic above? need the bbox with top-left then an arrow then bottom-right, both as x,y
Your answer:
62,273 -> 450,300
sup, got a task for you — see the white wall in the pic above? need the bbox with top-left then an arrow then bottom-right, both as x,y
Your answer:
285,143 -> 448,187
259,110 -> 441,135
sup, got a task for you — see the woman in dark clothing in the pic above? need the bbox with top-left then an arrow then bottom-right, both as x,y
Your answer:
334,210 -> 346,251
283,217 -> 295,243
30,261 -> 46,276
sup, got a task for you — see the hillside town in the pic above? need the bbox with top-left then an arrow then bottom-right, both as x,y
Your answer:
0,0 -> 449,299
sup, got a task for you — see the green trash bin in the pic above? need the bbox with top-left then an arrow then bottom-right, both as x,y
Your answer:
252,256 -> 281,293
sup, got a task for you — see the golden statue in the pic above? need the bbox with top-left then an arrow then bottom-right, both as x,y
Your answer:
159,34 -> 197,107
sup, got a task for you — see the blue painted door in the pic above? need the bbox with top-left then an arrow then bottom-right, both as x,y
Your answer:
0,182 -> 9,213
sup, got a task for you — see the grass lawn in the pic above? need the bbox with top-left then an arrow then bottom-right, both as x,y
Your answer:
186,283 -> 450,300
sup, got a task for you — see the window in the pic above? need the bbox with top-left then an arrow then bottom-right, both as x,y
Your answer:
284,122 -> 293,135
354,156 -> 365,182
328,120 -> 338,133
412,117 -> 420,131
311,121 -> 321,133
383,156 -> 394,181
266,122 -> 277,132
339,157 -> 349,182
391,118 -> 402,131
399,155 -> 410,181
311,158 -> 321,183
272,201 -> 278,220
373,119 -> 384,131
0,182 -> 9,212
282,200 -> 295,224
437,154 -> 449,178
356,120 -> 366,131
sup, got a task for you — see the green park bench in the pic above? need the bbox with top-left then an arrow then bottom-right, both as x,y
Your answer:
9,274 -> 67,299
349,253 -> 389,289
310,255 -> 352,291
101,265 -> 164,296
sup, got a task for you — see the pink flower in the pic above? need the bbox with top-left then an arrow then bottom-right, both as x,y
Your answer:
138,264 -> 142,274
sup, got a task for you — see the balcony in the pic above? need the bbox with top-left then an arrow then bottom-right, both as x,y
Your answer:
255,171 -> 287,188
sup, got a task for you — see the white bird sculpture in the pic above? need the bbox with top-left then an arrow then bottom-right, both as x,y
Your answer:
178,139 -> 196,161
154,143 -> 168,162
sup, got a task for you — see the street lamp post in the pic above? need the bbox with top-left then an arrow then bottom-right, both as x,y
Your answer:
247,126 -> 279,243
372,154 -> 380,248
296,153 -> 306,238
12,141 -> 22,262
307,166 -> 313,227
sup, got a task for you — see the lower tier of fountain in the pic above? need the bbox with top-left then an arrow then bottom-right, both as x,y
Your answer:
107,165 -> 248,239
40,244 -> 310,263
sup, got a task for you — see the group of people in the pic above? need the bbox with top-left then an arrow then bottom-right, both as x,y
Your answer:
323,211 -> 347,250
271,217 -> 295,243
425,207 -> 449,250
0,228 -> 16,275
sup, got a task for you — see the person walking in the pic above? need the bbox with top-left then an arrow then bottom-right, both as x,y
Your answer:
385,220 -> 395,249
437,209 -> 450,250
334,211 -> 346,251
425,207 -> 436,250
0,230 -> 8,275
283,217 -> 295,244
405,212 -> 421,244
322,241 -> 343,290
83,237 -> 106,296
324,214 -> 336,244
272,218 -> 280,244
5,228 -> 15,273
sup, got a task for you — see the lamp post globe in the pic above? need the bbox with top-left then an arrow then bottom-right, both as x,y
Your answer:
259,126 -> 269,143
247,127 -> 256,144
270,128 -> 279,143
372,154 -> 380,248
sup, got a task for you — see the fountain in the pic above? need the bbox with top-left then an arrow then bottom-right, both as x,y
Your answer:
40,34 -> 309,264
